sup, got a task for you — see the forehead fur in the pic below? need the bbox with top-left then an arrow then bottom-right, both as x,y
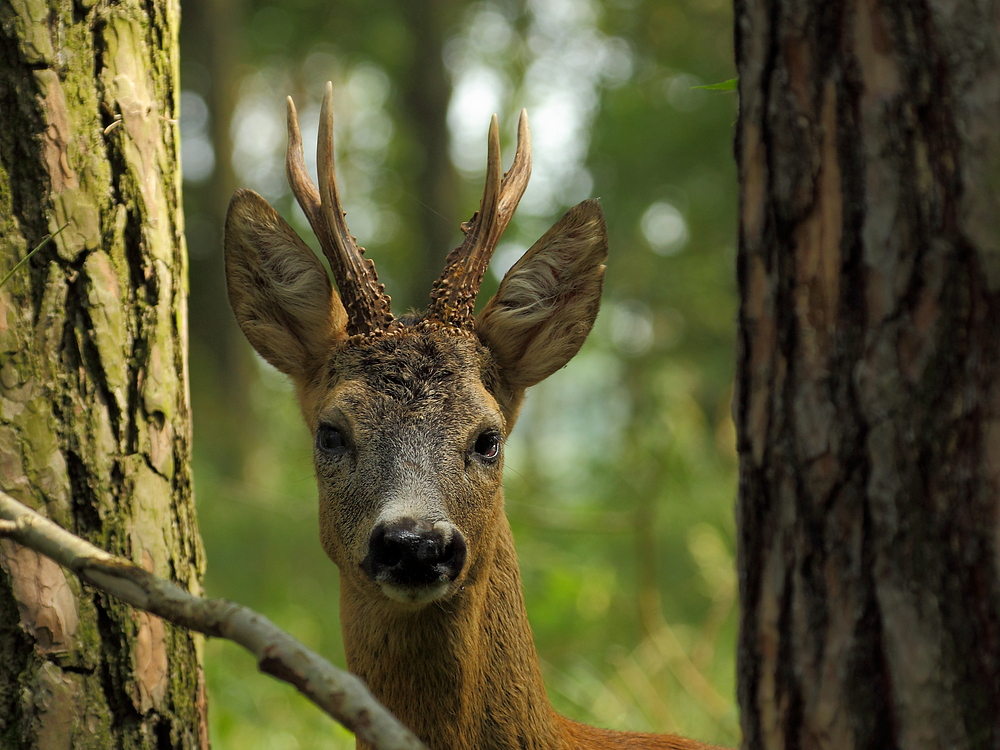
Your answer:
327,326 -> 500,407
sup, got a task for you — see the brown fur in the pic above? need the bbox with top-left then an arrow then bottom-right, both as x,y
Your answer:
224,159 -> 724,750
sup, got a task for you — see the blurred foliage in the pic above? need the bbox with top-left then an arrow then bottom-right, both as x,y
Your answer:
180,0 -> 738,747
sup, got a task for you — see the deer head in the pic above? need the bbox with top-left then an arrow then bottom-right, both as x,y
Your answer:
224,82 -> 607,609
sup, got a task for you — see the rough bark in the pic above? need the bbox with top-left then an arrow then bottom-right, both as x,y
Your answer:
734,1 -> 1000,749
0,1 -> 207,747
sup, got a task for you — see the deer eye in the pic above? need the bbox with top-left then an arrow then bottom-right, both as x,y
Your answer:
472,431 -> 502,462
316,424 -> 347,456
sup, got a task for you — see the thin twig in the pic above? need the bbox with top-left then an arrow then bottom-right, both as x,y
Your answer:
0,490 -> 426,750
0,224 -> 69,289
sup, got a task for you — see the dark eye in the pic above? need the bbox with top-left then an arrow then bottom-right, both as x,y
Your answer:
472,431 -> 502,462
316,424 -> 347,456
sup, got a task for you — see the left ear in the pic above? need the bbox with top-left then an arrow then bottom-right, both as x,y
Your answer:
476,199 -> 608,390
224,188 -> 348,381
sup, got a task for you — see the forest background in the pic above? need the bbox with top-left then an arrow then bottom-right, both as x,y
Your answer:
179,0 -> 739,747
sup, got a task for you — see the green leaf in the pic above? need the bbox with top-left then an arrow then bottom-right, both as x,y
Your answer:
0,223 -> 68,289
692,78 -> 738,92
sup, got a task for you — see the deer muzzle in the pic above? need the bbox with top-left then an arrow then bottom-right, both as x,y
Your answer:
360,518 -> 467,604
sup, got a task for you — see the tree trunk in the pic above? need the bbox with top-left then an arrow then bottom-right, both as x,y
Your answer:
0,1 -> 207,747
398,0 -> 461,309
734,1 -> 1000,748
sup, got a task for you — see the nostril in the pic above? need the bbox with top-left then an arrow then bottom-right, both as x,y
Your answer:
443,531 -> 467,577
415,536 -> 443,563
369,523 -> 409,567
376,534 -> 403,567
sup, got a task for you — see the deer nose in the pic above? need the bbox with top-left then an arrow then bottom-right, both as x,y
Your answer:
362,519 -> 467,587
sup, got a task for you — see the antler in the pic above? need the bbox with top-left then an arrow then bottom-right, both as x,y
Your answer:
286,82 -> 395,335
427,110 -> 532,329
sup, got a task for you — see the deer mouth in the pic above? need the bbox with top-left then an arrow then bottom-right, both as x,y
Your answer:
360,518 -> 468,604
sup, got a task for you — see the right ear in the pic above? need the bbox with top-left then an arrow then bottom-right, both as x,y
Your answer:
476,199 -> 608,391
224,188 -> 348,379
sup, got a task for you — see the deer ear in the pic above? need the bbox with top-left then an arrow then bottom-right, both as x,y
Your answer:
476,199 -> 608,390
224,188 -> 348,379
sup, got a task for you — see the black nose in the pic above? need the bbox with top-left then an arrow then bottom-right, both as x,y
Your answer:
361,519 -> 467,586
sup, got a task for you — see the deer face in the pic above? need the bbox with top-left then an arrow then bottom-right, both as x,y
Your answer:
308,331 -> 506,605
224,83 -> 607,608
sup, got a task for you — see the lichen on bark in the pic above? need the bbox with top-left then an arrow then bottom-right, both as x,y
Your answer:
0,0 -> 207,746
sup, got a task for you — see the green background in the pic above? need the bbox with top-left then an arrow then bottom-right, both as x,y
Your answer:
179,1 -> 739,746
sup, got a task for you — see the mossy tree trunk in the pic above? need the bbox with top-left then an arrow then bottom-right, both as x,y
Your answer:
734,1 -> 1000,748
0,1 -> 207,747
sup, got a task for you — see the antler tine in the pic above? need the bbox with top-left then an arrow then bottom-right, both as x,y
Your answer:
285,84 -> 394,336
428,110 -> 533,329
480,114 -> 504,238
316,83 -> 395,334
498,109 -> 531,221
286,95 -> 323,227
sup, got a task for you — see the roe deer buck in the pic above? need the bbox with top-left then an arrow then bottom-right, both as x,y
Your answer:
224,83 -> 724,750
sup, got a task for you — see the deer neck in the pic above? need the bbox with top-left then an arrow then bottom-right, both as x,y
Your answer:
339,509 -> 567,750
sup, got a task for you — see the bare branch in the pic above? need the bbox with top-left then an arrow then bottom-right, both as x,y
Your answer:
0,490 -> 426,750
